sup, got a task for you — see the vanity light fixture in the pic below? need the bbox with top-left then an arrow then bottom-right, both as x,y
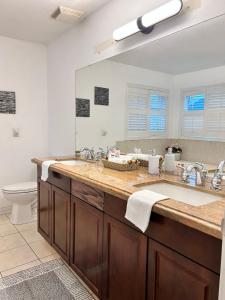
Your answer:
113,0 -> 183,41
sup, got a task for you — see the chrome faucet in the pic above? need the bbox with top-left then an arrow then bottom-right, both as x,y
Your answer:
188,162 -> 208,186
211,160 -> 225,190
176,164 -> 190,183
96,147 -> 106,160
80,147 -> 95,160
80,147 -> 106,161
177,162 -> 207,186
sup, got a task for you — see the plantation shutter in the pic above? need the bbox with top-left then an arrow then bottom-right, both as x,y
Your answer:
181,84 -> 225,140
127,85 -> 168,139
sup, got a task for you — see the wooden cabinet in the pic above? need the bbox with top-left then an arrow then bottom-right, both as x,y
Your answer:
38,178 -> 71,262
51,185 -> 71,262
37,171 -> 221,300
102,214 -> 147,300
70,196 -> 103,298
38,180 -> 52,243
148,239 -> 219,300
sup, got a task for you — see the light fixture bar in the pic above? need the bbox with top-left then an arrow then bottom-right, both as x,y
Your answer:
141,0 -> 183,28
113,19 -> 139,41
113,0 -> 183,41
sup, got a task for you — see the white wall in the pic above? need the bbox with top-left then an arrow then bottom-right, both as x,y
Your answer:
0,36 -> 48,211
47,0 -> 225,156
76,60 -> 173,149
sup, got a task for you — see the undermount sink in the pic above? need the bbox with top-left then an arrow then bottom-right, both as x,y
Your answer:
57,160 -> 88,166
137,182 -> 222,206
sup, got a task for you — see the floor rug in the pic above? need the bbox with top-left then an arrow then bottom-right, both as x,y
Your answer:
0,259 -> 94,300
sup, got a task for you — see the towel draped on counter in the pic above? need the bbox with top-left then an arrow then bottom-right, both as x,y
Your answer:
125,190 -> 169,232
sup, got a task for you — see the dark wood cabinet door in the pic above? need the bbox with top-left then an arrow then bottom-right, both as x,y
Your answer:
148,239 -> 219,300
103,214 -> 147,300
51,185 -> 71,262
38,180 -> 52,243
70,196 -> 103,298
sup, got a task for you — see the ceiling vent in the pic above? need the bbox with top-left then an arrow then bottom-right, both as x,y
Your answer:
51,6 -> 84,23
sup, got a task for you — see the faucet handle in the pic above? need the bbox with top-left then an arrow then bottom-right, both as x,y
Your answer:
195,162 -> 206,169
176,164 -> 190,182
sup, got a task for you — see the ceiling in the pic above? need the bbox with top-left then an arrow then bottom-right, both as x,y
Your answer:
111,15 -> 225,75
0,0 -> 111,44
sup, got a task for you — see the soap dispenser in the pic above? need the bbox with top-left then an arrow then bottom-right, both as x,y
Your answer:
164,147 -> 175,172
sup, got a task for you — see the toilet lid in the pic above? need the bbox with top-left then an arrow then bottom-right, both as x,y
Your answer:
2,182 -> 37,193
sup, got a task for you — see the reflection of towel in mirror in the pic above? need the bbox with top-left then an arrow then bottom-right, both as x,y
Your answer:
41,160 -> 58,181
125,190 -> 168,232
219,217 -> 225,300
108,155 -> 132,164
127,153 -> 150,161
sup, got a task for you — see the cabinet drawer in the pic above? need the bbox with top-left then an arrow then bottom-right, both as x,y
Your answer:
37,166 -> 71,193
71,180 -> 104,210
48,170 -> 71,193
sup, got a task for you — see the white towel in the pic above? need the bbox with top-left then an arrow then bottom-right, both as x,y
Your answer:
125,190 -> 169,232
219,216 -> 225,300
41,160 -> 58,181
127,153 -> 149,161
108,155 -> 131,164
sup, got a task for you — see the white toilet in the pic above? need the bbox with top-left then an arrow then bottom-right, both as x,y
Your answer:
2,182 -> 37,225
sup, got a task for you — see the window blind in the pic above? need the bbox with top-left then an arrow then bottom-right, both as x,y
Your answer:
181,84 -> 225,140
127,85 -> 168,139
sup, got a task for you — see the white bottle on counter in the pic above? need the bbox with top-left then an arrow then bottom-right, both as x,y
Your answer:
148,149 -> 160,175
164,147 -> 175,172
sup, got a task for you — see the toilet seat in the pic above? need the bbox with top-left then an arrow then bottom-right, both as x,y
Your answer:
2,182 -> 37,194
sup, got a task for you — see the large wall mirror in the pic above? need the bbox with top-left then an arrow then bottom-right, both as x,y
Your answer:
75,14 -> 225,164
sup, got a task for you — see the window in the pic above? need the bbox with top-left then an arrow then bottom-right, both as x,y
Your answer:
181,84 -> 225,140
126,85 -> 169,139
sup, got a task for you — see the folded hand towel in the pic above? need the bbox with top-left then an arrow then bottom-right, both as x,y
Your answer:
41,160 -> 58,181
108,155 -> 131,164
127,153 -> 149,161
125,190 -> 168,232
219,216 -> 225,300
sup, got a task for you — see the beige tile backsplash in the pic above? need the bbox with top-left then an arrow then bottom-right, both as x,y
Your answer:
117,139 -> 225,165
117,139 -> 169,156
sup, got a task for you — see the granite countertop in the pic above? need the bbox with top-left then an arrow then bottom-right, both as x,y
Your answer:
32,156 -> 225,240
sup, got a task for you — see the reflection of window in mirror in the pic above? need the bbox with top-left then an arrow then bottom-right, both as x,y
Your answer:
181,84 -> 225,140
126,85 -> 168,139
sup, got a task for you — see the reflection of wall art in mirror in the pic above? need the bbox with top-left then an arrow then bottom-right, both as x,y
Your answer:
76,98 -> 90,117
0,91 -> 16,114
94,86 -> 109,105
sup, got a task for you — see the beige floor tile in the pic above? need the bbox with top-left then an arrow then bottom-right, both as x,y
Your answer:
0,215 -> 10,225
20,229 -> 43,243
40,253 -> 60,263
29,239 -> 56,258
0,233 -> 26,253
0,223 -> 17,237
0,245 -> 37,272
1,260 -> 40,277
15,222 -> 37,233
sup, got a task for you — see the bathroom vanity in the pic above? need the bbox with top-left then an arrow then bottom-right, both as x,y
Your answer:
32,157 -> 224,300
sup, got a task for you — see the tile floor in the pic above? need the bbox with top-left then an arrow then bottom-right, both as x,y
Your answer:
0,214 -> 60,278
